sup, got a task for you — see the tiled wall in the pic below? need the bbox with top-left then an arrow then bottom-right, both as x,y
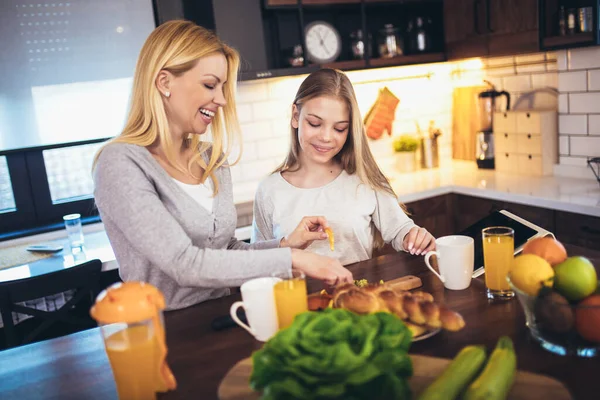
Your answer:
556,48 -> 600,179
230,52 -> 559,203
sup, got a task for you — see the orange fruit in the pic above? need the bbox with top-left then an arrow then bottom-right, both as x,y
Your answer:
521,237 -> 567,266
575,294 -> 600,343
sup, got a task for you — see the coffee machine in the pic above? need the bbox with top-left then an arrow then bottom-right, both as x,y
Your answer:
475,87 -> 510,169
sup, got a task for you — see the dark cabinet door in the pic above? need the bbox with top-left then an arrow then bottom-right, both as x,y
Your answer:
405,195 -> 454,238
453,194 -> 504,233
555,210 -> 600,249
487,0 -> 539,56
443,0 -> 488,60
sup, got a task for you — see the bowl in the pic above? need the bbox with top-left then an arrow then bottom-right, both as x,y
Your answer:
507,274 -> 600,358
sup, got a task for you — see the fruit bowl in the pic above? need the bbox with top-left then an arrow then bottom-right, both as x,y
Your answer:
508,275 -> 600,358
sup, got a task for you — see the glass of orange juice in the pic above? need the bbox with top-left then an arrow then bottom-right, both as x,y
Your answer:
273,270 -> 308,329
482,226 -> 515,300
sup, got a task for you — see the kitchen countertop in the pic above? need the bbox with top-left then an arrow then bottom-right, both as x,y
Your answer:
232,160 -> 600,217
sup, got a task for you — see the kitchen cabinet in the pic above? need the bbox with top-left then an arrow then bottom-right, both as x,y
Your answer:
539,0 -> 600,50
156,0 -> 446,81
487,0 -> 539,55
405,195 -> 455,238
555,210 -> 600,249
444,0 -> 539,60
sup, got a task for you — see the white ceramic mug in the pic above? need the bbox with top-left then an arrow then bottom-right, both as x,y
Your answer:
424,235 -> 474,290
230,277 -> 281,342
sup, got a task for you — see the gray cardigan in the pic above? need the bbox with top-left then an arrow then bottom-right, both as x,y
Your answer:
93,143 -> 292,310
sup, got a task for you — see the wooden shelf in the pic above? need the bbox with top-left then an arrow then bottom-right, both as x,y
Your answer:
322,59 -> 367,70
542,33 -> 595,48
368,52 -> 445,68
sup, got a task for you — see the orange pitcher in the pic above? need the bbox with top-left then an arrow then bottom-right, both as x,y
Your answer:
90,282 -> 177,400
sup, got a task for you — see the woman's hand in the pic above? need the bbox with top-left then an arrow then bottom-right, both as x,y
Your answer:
291,249 -> 353,286
280,216 -> 329,250
403,226 -> 436,256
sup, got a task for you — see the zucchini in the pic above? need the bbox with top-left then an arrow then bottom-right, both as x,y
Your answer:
463,336 -> 517,400
417,345 -> 487,400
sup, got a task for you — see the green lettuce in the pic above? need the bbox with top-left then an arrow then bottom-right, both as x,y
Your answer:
249,308 -> 413,400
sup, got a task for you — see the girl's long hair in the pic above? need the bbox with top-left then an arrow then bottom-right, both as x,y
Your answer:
93,20 -> 241,194
276,69 -> 404,249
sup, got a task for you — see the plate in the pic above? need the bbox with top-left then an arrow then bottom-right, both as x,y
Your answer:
412,328 -> 441,342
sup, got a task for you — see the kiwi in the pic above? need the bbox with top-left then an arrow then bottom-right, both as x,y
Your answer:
534,290 -> 574,333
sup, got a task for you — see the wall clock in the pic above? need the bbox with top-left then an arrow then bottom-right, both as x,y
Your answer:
304,21 -> 342,64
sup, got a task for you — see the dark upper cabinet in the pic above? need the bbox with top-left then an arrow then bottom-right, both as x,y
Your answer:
444,0 -> 539,60
539,0 -> 600,50
487,0 -> 539,55
443,0 -> 488,60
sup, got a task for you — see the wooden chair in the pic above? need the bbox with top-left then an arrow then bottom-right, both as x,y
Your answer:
0,259 -> 103,349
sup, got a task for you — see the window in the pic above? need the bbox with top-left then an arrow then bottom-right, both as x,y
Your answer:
0,156 -> 16,213
0,0 -> 156,238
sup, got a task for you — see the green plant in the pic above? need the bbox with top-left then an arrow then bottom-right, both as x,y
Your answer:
393,135 -> 419,152
249,308 -> 413,400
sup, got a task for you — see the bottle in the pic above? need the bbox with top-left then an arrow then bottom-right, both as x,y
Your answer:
558,6 -> 567,36
567,8 -> 576,35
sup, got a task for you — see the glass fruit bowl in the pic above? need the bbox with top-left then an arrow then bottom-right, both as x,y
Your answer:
507,274 -> 600,357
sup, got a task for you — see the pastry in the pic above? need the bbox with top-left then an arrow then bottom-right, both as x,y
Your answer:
324,227 -> 334,251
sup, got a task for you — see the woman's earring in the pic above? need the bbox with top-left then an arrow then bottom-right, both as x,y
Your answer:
164,91 -> 171,98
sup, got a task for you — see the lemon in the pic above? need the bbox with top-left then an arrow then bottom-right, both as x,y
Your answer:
511,254 -> 555,296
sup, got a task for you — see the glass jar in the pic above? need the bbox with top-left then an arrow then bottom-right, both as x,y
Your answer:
350,29 -> 372,60
378,24 -> 403,58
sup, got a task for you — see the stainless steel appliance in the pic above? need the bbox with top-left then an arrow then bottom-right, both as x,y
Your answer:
475,87 -> 510,169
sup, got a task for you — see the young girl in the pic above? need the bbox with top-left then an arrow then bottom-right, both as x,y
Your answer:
252,68 -> 435,265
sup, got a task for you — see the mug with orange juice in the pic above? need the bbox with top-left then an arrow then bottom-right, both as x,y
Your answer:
273,270 -> 308,329
90,282 -> 177,400
482,226 -> 515,300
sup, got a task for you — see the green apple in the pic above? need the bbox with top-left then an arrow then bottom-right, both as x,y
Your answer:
553,256 -> 598,302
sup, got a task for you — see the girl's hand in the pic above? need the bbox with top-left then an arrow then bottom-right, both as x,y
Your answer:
280,216 -> 329,250
403,226 -> 436,256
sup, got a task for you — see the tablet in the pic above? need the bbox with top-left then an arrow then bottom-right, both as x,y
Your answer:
456,210 -> 555,278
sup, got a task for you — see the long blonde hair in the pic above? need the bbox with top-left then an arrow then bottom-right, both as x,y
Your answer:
93,20 -> 241,195
276,69 -> 403,249
276,68 -> 396,197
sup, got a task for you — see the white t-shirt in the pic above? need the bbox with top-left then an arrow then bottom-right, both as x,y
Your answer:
251,171 -> 416,265
172,178 -> 214,213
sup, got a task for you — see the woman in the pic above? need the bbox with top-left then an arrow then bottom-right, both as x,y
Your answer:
93,21 -> 352,310
252,69 -> 435,265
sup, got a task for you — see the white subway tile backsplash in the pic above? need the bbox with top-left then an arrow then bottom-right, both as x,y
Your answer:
556,50 -> 568,71
486,66 -> 516,76
558,71 -> 587,92
237,82 -> 269,103
568,47 -> 600,70
587,69 -> 600,91
242,159 -> 279,181
559,136 -> 570,155
257,136 -> 290,160
569,93 -> 600,113
237,104 -> 253,123
546,63 -> 558,72
531,73 -> 558,89
589,115 -> 600,136
271,119 -> 292,138
516,63 -> 547,74
515,53 -> 546,64
559,156 -> 589,167
503,75 -> 531,92
559,115 -> 587,134
486,56 -> 515,66
546,52 -> 558,61
558,94 -> 569,113
241,121 -> 273,142
570,136 -> 600,157
252,100 -> 290,121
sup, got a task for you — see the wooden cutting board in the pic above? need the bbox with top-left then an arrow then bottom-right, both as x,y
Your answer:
452,85 -> 488,161
218,354 -> 572,400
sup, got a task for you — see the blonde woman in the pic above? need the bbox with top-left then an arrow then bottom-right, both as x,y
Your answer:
93,21 -> 352,310
252,69 -> 435,265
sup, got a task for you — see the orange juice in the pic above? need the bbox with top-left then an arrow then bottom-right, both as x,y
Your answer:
483,234 -> 514,292
105,324 -> 158,400
273,277 -> 308,329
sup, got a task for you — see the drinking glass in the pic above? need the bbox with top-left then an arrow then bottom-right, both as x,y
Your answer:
273,270 -> 308,329
482,226 -> 515,300
63,213 -> 84,248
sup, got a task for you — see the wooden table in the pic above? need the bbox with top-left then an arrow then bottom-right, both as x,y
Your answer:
1,244 -> 599,400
